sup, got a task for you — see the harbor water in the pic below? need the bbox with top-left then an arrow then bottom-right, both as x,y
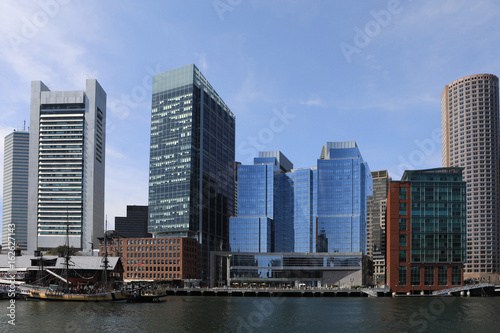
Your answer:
3,296 -> 500,332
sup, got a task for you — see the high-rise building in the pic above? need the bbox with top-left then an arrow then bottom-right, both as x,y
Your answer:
386,168 -> 466,293
288,167 -> 317,253
115,205 -> 151,238
367,170 -> 390,285
230,142 -> 371,255
441,74 -> 500,278
27,80 -> 106,254
229,151 -> 293,253
317,141 -> 372,254
148,64 -> 235,281
2,129 -> 29,251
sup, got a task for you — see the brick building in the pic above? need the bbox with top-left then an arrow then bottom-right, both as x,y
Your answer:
99,236 -> 198,284
387,168 -> 466,294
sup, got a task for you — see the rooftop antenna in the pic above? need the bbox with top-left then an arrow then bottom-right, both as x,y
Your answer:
23,120 -> 26,131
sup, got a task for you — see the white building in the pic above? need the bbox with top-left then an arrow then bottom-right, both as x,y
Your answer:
2,129 -> 30,251
27,79 -> 106,254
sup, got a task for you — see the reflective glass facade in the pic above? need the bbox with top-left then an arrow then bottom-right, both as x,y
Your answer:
230,142 -> 371,255
210,251 -> 368,287
229,152 -> 292,252
149,64 -> 235,279
289,168 -> 317,252
317,142 -> 372,254
386,168 -> 466,293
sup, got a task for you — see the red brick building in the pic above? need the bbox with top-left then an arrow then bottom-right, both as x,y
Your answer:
99,237 -> 198,284
387,168 -> 466,294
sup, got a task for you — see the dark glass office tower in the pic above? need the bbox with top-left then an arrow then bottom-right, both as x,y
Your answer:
148,64 -> 235,281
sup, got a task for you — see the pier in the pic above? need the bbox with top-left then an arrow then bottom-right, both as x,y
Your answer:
164,287 -> 392,297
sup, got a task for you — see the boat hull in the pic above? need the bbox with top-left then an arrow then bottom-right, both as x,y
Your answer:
21,287 -> 132,302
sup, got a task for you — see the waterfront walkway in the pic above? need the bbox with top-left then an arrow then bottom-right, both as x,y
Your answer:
432,283 -> 495,296
165,287 -> 391,297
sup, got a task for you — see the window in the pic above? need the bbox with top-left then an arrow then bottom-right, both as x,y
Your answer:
399,218 -> 407,231
451,266 -> 461,285
438,266 -> 448,286
399,250 -> 407,262
399,234 -> 407,247
399,202 -> 407,215
411,266 -> 420,285
399,266 -> 407,286
424,266 -> 434,286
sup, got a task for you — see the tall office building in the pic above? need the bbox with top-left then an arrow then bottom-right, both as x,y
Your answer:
386,168 -> 466,293
229,151 -> 293,253
230,142 -> 371,255
288,167 -> 317,253
2,129 -> 29,251
27,80 -> 106,254
317,141 -> 372,254
149,64 -> 235,281
441,74 -> 500,278
367,170 -> 390,285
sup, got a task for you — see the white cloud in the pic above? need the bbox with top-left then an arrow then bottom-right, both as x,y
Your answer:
195,53 -> 209,73
300,99 -> 322,106
0,1 -> 100,89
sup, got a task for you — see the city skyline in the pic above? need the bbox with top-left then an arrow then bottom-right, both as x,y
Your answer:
1,1 -> 500,232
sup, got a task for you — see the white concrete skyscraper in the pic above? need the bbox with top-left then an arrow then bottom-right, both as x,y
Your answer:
2,129 -> 29,251
442,73 -> 500,279
27,79 -> 106,254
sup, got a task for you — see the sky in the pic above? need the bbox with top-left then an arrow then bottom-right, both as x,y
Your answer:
1,0 -> 500,233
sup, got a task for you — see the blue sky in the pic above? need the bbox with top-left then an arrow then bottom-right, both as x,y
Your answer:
1,0 -> 500,231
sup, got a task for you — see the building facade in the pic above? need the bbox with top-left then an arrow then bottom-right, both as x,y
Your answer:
148,64 -> 235,281
366,170 -> 390,286
230,142 -> 371,255
115,205 -> 151,238
317,141 -> 372,254
99,236 -> 198,284
229,151 -> 293,253
386,168 -> 466,294
2,130 -> 29,251
441,74 -> 500,278
27,80 -> 106,254
210,251 -> 369,288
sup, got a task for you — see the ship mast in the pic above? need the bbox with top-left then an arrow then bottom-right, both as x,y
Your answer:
103,216 -> 109,291
64,214 -> 70,290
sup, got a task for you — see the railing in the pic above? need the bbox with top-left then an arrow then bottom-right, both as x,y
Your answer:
432,283 -> 494,295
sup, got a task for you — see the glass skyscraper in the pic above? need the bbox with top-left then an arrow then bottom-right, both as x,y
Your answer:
229,151 -> 293,252
148,64 -> 235,280
2,130 -> 29,251
28,80 -> 106,254
230,142 -> 371,255
317,141 -> 372,254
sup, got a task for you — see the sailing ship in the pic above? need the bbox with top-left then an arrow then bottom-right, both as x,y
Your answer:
20,222 -> 134,302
